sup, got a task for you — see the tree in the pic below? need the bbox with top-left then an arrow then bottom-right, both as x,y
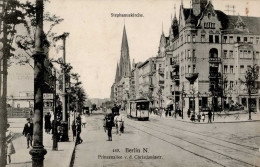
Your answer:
244,64 -> 259,120
14,1 -> 64,68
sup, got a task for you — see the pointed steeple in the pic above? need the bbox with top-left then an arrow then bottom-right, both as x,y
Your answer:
119,24 -> 131,79
121,25 -> 129,54
115,62 -> 120,83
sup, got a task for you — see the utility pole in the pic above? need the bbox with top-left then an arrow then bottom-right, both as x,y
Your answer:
29,0 -> 47,166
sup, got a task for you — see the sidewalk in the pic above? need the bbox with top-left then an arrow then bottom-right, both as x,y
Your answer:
150,111 -> 260,124
7,118 -> 75,167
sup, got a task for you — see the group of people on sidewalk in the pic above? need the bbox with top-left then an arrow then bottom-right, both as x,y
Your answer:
103,104 -> 125,141
188,109 -> 212,123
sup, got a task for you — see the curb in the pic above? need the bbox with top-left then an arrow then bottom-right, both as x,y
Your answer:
175,119 -> 260,124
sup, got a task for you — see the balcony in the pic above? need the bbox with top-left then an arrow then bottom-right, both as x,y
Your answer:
187,57 -> 196,63
159,80 -> 164,85
209,57 -> 221,63
208,72 -> 221,79
172,74 -> 180,80
172,60 -> 179,68
158,68 -> 164,75
185,73 -> 199,84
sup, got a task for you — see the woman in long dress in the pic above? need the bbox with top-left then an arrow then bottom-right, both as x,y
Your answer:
6,124 -> 15,164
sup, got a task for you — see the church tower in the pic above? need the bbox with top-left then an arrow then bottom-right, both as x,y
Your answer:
118,25 -> 131,80
192,0 -> 208,16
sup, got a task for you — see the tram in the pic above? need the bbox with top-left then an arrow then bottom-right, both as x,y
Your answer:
127,98 -> 149,121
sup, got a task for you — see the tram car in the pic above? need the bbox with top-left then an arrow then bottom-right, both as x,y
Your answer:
127,98 -> 149,121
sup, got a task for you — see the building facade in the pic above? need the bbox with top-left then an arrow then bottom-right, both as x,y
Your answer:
110,25 -> 132,108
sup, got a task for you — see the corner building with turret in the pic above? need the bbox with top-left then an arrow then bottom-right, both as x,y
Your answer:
164,0 -> 260,113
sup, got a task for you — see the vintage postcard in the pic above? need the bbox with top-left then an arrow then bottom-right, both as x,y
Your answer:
1,0 -> 260,166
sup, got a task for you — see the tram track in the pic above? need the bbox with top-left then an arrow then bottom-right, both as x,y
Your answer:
125,119 -> 259,167
145,120 -> 258,155
149,117 -> 259,151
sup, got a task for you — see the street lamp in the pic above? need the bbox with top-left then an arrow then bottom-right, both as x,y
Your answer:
29,0 -> 47,166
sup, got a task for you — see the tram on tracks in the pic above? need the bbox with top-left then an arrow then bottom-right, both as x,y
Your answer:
127,98 -> 149,121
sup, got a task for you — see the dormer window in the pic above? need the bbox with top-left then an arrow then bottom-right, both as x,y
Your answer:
208,13 -> 212,19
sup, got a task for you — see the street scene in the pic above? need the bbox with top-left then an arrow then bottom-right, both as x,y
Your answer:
0,0 -> 260,167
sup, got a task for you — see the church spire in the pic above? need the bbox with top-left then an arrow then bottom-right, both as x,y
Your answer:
121,24 -> 129,53
119,24 -> 131,79
115,62 -> 120,83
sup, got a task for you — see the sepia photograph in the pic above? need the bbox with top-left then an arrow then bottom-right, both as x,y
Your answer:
0,0 -> 260,166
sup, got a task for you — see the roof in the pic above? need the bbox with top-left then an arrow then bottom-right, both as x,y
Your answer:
225,15 -> 260,34
183,7 -> 260,34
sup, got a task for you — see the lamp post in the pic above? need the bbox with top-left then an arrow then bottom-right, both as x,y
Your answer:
67,88 -> 71,130
52,69 -> 58,151
29,0 -> 47,166
54,32 -> 70,141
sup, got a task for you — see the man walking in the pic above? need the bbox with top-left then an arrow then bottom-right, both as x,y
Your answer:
112,104 -> 119,116
22,118 -> 33,149
106,115 -> 113,141
208,110 -> 212,123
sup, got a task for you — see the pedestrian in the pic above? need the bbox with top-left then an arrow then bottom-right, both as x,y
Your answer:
6,124 -> 15,164
44,112 -> 52,134
106,116 -> 113,141
190,113 -> 195,122
76,119 -> 83,145
208,110 -> 212,123
72,120 -> 76,141
187,109 -> 191,118
103,115 -> 107,133
202,113 -> 205,122
197,113 -> 201,122
22,118 -> 33,149
81,114 -> 86,128
112,103 -> 119,116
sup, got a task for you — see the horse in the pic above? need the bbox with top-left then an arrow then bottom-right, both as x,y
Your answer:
114,115 -> 124,135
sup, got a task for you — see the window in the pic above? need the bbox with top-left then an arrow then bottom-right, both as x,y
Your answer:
248,51 -> 252,58
159,64 -> 162,68
209,35 -> 213,43
223,50 -> 228,58
193,49 -> 196,58
256,52 -> 259,58
187,50 -> 191,58
224,82 -> 228,89
256,37 -> 259,44
240,65 -> 245,73
250,37 -> 254,43
215,35 -> 219,43
188,65 -> 191,73
244,50 -> 248,58
201,34 -> 205,42
244,37 -> 248,43
187,35 -> 191,42
230,81 -> 234,89
17,104 -> 20,108
208,13 -> 212,19
223,36 -> 227,43
229,36 -> 234,43
193,65 -> 196,72
230,65 -> 234,73
229,50 -> 234,58
247,65 -> 251,70
237,36 -> 241,42
224,65 -> 228,73
192,35 -> 196,42
239,50 -> 243,58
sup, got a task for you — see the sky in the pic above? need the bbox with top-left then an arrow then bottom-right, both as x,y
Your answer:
7,0 -> 260,99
